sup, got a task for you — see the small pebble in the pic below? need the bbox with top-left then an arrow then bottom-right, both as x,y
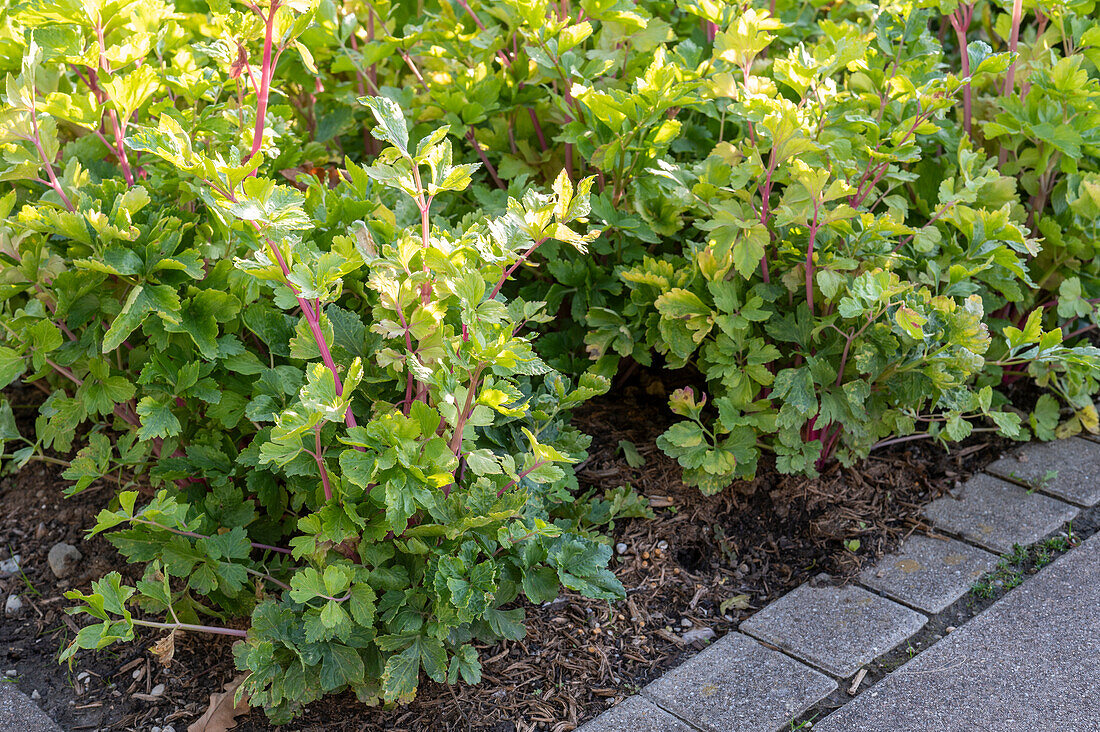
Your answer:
657,540 -> 668,550
0,555 -> 21,577
151,727 -> 162,732
76,671 -> 90,682
31,690 -> 40,700
4,594 -> 23,617
47,542 -> 82,579
132,668 -> 144,680
682,627 -> 716,644
150,683 -> 165,697
680,618 -> 692,627
4,670 -> 15,677
615,543 -> 628,555
945,625 -> 957,633
164,726 -> 176,732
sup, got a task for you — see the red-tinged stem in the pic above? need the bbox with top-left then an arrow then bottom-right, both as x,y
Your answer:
219,180 -> 357,432
949,5 -> 973,138
401,51 -> 428,91
528,109 -> 548,151
467,128 -> 506,190
131,517 -> 293,555
260,231 -> 359,431
314,424 -> 333,501
1066,323 -> 1098,340
448,361 -> 485,459
498,460 -> 549,497
92,18 -> 135,185
891,202 -> 955,254
490,238 -> 547,300
1003,0 -> 1024,96
394,304 -> 417,415
27,107 -> 74,212
805,201 -> 821,314
132,618 -> 248,638
244,567 -> 292,591
106,107 -> 134,186
248,0 -> 280,168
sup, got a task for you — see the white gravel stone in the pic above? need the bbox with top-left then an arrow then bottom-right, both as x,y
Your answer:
681,627 -> 717,644
0,555 -> 21,577
4,594 -> 23,617
47,542 -> 82,578
150,683 -> 165,697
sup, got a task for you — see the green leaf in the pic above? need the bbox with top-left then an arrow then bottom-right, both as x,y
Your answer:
359,96 -> 410,156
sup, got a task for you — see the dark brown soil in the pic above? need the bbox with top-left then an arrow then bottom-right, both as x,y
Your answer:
0,379 -> 1011,731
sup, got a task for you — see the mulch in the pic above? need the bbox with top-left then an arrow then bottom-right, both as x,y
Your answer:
0,378 -> 1011,731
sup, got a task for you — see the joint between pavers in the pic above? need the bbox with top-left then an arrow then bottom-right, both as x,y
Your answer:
737,625 -> 850,680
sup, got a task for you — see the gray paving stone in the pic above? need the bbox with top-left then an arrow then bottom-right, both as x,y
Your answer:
814,531 -> 1100,732
921,473 -> 1078,553
577,695 -> 694,732
641,632 -> 835,732
985,437 -> 1100,507
739,581 -> 926,678
858,534 -> 1000,614
0,683 -> 62,732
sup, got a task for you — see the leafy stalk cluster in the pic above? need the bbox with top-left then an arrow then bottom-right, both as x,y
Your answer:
0,0 -> 637,720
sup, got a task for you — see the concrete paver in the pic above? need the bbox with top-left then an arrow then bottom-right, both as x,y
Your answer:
577,694 -> 695,732
921,473 -> 1078,553
739,581 -> 926,678
858,534 -> 1000,613
0,684 -> 62,732
642,632 -> 835,732
815,531 -> 1100,732
985,437 -> 1100,507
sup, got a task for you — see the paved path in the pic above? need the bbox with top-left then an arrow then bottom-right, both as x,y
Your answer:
815,530 -> 1100,732
582,435 -> 1100,732
0,683 -> 61,732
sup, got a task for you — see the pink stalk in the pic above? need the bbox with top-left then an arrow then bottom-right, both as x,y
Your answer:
266,238 -> 359,431
92,21 -> 135,186
1002,0 -> 1024,95
132,618 -> 248,638
313,424 -> 333,501
497,460 -> 548,497
448,362 -> 484,459
805,201 -> 821,314
27,105 -> 74,211
132,517 -> 292,555
999,0 -> 1025,166
214,185 -> 360,433
467,128 -> 506,190
948,4 -> 974,138
248,0 -> 280,167
489,238 -> 546,299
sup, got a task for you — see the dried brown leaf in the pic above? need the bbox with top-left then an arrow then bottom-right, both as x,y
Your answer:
188,673 -> 250,732
150,630 -> 176,667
